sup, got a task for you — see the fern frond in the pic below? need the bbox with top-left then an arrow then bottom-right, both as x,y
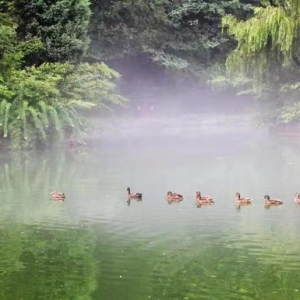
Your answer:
3,102 -> 11,138
38,101 -> 50,128
0,99 -> 8,126
48,106 -> 62,133
28,106 -> 46,140
20,100 -> 29,139
68,100 -> 97,109
56,106 -> 75,128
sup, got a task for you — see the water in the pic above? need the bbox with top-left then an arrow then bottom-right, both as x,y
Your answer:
1,117 -> 300,300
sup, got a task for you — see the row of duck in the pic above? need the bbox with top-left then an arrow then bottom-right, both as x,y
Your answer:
126,187 -> 300,206
50,188 -> 300,206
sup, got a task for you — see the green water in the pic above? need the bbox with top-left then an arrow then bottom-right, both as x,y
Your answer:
1,131 -> 300,300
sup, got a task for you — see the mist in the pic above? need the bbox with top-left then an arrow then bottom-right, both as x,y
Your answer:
2,1 -> 300,300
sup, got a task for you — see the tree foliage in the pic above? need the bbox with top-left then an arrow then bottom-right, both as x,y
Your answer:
222,0 -> 300,124
4,0 -> 300,151
222,2 -> 300,81
89,0 -> 258,77
11,0 -> 91,64
0,11 -> 125,151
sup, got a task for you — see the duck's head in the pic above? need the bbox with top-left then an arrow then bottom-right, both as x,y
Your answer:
127,187 -> 130,193
167,191 -> 172,196
264,195 -> 270,200
295,193 -> 300,199
235,192 -> 241,198
196,191 -> 201,197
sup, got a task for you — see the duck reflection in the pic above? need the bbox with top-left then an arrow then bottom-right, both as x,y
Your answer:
235,202 -> 252,212
196,202 -> 215,209
127,198 -> 142,206
167,198 -> 183,205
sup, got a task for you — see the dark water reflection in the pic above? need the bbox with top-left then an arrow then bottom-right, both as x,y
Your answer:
1,129 -> 300,299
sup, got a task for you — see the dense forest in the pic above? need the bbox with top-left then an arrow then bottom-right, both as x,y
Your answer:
1,0 -> 300,150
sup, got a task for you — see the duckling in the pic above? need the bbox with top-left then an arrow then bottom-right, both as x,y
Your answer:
294,193 -> 300,203
127,187 -> 142,200
50,190 -> 65,200
235,192 -> 252,204
165,191 -> 183,201
264,195 -> 283,206
195,191 -> 214,204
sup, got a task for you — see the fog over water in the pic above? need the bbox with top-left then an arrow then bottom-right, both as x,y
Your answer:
1,103 -> 300,299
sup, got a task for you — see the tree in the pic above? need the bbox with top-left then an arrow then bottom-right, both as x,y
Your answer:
11,0 -> 91,64
223,1 -> 300,82
89,0 -> 259,82
222,0 -> 300,124
88,0 -> 167,60
0,13 -> 126,150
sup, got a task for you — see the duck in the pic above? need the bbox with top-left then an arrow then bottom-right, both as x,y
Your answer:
195,191 -> 214,204
294,193 -> 300,203
50,190 -> 65,200
264,195 -> 283,205
235,192 -> 252,204
165,191 -> 183,201
127,187 -> 142,200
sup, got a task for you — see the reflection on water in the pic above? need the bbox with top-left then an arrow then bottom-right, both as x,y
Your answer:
1,126 -> 300,299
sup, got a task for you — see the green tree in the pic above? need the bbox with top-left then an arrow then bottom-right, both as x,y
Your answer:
89,0 -> 258,78
88,0 -> 167,60
222,0 -> 300,124
0,13 -> 125,150
0,62 -> 125,150
11,0 -> 91,64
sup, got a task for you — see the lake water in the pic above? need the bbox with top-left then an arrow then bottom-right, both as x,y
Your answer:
1,116 -> 300,300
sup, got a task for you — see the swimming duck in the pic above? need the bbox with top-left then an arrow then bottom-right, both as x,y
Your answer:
264,195 -> 283,205
235,192 -> 252,204
294,193 -> 300,203
127,187 -> 142,200
50,190 -> 65,200
165,191 -> 183,201
195,191 -> 214,204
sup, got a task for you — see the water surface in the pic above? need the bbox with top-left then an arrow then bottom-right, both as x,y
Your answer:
1,118 -> 300,300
